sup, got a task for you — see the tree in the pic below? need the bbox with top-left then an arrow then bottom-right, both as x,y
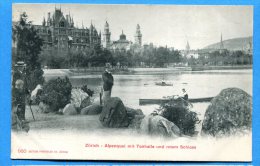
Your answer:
13,12 -> 44,90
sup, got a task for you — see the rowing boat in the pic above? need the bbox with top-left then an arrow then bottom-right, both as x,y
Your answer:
139,97 -> 214,105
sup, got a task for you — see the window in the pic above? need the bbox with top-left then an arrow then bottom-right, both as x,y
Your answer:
60,21 -> 65,27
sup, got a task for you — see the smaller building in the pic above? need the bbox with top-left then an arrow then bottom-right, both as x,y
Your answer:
111,31 -> 133,51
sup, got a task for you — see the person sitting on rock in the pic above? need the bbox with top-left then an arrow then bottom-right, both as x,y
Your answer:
101,68 -> 114,105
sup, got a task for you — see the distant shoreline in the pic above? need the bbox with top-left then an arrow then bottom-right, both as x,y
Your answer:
191,65 -> 252,71
43,65 -> 252,77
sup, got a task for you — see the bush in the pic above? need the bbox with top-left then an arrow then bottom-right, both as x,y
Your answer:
40,77 -> 72,112
158,98 -> 199,136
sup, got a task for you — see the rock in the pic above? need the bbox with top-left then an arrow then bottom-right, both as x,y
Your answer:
202,88 -> 252,136
141,115 -> 180,137
128,115 -> 145,129
39,102 -> 51,113
126,107 -> 144,120
80,104 -> 103,115
80,97 -> 91,109
63,104 -> 77,115
126,107 -> 145,129
99,97 -> 129,128
70,88 -> 89,108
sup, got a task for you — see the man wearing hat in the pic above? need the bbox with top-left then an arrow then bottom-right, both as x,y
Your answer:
101,68 -> 114,105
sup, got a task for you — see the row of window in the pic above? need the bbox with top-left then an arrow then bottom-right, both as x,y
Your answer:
37,28 -> 98,37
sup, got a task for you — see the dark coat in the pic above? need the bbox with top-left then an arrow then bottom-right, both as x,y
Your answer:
102,71 -> 114,91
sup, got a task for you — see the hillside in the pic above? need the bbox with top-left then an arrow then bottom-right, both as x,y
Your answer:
203,36 -> 252,50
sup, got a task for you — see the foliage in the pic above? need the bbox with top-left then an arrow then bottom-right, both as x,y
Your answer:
40,77 -> 72,112
12,12 -> 44,90
158,98 -> 199,136
196,50 -> 252,66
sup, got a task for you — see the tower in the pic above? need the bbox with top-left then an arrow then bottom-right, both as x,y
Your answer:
186,41 -> 190,52
185,41 -> 190,56
220,33 -> 224,50
103,21 -> 111,48
135,24 -> 142,46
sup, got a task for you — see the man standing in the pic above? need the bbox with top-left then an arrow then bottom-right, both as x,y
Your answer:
101,68 -> 114,105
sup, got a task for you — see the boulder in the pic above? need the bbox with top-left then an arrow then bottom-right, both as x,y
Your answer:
202,88 -> 252,136
126,107 -> 144,120
38,102 -> 51,113
99,97 -> 129,128
80,104 -> 103,115
126,107 -> 145,129
128,115 -> 145,129
63,104 -> 77,115
141,115 -> 180,137
80,97 -> 91,109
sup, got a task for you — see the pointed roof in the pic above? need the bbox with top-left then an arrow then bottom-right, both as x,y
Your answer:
186,41 -> 190,50
220,33 -> 224,49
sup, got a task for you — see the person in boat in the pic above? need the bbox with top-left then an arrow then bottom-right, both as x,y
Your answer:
181,88 -> 188,101
161,81 -> 166,86
101,68 -> 114,105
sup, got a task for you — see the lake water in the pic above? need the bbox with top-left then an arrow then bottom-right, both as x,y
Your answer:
67,69 -> 252,112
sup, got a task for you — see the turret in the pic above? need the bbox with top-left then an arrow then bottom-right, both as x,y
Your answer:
47,12 -> 51,26
135,24 -> 142,46
103,21 -> 111,48
120,30 -> 126,40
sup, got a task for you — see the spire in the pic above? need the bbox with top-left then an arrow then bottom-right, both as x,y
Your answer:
186,41 -> 190,51
220,33 -> 224,50
82,20 -> 84,29
42,17 -> 46,26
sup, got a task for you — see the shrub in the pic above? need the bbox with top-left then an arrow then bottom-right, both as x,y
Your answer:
40,77 -> 72,112
158,98 -> 199,136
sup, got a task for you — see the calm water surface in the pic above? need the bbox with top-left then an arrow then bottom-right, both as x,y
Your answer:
68,69 -> 252,108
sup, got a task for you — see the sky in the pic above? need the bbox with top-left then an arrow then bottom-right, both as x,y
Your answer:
12,4 -> 253,49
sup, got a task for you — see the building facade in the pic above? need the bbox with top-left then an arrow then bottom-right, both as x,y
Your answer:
102,21 -> 143,51
33,7 -> 101,54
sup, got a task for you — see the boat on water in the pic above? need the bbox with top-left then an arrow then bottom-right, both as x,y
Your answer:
155,81 -> 173,86
139,97 -> 213,105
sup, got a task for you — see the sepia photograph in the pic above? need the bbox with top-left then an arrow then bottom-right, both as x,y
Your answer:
11,4 -> 252,161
